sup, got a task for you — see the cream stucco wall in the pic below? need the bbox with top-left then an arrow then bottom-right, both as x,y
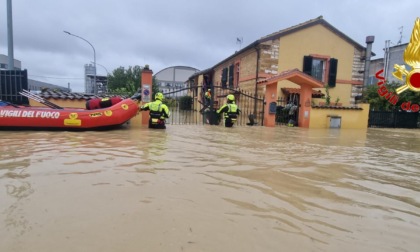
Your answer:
30,99 -> 86,109
276,24 -> 357,106
309,103 -> 370,129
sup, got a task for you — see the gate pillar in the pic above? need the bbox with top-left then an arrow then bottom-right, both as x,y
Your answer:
264,82 -> 277,127
141,65 -> 153,125
298,84 -> 312,128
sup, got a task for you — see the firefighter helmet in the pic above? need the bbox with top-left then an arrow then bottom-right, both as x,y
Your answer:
227,94 -> 235,101
155,92 -> 164,101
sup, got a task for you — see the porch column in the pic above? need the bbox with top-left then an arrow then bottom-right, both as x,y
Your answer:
264,82 -> 277,127
141,65 -> 153,125
298,84 -> 312,128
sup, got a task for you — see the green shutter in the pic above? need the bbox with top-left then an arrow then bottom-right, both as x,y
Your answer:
221,68 -> 228,87
328,58 -> 338,87
303,56 -> 313,76
228,64 -> 234,88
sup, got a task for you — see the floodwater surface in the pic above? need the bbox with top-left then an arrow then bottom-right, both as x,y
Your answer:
0,126 -> 419,252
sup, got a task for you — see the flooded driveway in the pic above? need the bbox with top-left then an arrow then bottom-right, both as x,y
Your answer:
1,126 -> 419,252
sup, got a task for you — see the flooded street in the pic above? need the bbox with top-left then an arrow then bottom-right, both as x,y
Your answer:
0,125 -> 419,252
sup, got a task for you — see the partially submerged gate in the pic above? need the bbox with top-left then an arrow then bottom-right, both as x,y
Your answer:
162,85 -> 265,126
275,94 -> 300,126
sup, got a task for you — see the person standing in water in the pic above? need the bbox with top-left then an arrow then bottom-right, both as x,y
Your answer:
140,92 -> 170,129
216,94 -> 240,127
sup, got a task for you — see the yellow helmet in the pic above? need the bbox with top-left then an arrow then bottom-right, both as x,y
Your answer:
155,92 -> 164,101
227,94 -> 235,101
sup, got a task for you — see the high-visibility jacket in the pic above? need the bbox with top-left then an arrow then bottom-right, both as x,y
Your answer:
141,100 -> 170,120
217,102 -> 240,119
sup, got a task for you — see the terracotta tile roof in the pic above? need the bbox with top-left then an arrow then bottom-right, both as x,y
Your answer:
312,105 -> 363,110
38,91 -> 124,100
259,16 -> 365,52
257,68 -> 324,88
281,87 -> 325,98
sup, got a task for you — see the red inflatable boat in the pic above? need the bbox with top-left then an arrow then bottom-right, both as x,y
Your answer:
0,97 -> 140,130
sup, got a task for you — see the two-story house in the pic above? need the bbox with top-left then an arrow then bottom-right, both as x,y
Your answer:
189,16 -> 371,128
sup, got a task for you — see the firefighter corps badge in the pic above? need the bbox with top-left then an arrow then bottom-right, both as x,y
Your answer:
393,18 -> 420,94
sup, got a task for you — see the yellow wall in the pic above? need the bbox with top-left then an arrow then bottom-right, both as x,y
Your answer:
29,99 -> 86,108
277,24 -> 356,106
315,84 -> 352,106
309,103 -> 370,129
278,24 -> 354,78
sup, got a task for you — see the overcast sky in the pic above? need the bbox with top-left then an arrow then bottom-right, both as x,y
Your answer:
1,0 -> 419,92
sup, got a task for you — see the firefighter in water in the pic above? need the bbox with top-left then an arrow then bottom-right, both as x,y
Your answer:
204,89 -> 211,105
216,94 -> 240,127
140,92 -> 170,129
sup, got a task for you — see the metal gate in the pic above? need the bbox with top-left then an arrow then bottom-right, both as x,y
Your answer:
275,95 -> 300,126
162,85 -> 265,126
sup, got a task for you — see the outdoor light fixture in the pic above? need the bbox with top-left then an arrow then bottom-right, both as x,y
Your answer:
64,30 -> 97,94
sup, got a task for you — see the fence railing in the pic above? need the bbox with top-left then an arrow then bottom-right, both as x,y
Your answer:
161,85 -> 265,126
275,97 -> 299,126
0,70 -> 29,105
368,110 -> 419,128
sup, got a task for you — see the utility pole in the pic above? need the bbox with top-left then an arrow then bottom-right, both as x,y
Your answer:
7,0 -> 14,70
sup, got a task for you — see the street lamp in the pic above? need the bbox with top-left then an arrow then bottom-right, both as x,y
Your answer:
92,61 -> 109,93
92,61 -> 109,75
63,31 -> 97,94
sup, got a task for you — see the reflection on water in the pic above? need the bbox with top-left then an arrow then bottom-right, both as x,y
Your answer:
0,126 -> 419,252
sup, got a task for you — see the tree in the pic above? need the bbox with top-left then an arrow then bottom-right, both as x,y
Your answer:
363,81 -> 420,111
108,65 -> 142,95
107,65 -> 159,97
152,76 -> 160,97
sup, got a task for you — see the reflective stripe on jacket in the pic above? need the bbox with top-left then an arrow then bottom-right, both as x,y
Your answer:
141,100 -> 170,119
217,103 -> 239,118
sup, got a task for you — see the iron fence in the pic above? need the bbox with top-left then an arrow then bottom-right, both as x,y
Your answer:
161,85 -> 265,126
368,110 -> 419,128
0,70 -> 29,105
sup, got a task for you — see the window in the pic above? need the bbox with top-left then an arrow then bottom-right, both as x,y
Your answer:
221,68 -> 228,88
228,64 -> 234,88
312,59 -> 325,82
235,63 -> 240,87
303,56 -> 338,87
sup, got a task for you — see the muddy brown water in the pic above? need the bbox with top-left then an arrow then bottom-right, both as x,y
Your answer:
0,126 -> 419,252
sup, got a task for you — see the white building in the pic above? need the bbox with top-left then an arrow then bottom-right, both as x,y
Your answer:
368,42 -> 408,85
154,66 -> 199,98
0,54 -> 21,70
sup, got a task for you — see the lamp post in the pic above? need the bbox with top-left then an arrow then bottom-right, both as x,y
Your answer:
92,61 -> 109,75
7,0 -> 14,70
92,61 -> 109,93
64,31 -> 97,94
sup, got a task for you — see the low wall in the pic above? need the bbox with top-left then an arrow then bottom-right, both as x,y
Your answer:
309,103 -> 370,129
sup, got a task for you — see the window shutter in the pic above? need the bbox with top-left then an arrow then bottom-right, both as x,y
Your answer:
221,68 -> 228,87
228,64 -> 234,88
303,56 -> 313,76
328,58 -> 338,87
